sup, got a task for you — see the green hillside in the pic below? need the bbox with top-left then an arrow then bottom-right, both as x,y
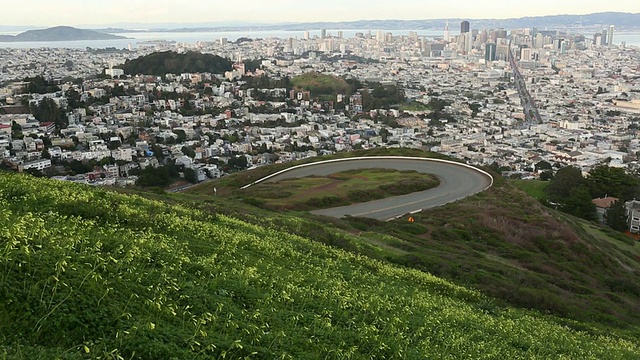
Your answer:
186,149 -> 640,337
1,172 -> 639,358
291,72 -> 352,100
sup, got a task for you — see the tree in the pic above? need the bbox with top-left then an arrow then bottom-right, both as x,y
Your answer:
174,129 -> 187,143
65,88 -> 83,109
585,165 -> 639,201
535,161 -> 552,172
68,160 -> 91,175
11,121 -> 21,134
99,157 -> 115,166
181,146 -> 196,158
25,75 -> 61,94
228,155 -> 248,171
183,168 -> 198,184
379,128 -> 389,143
31,98 -> 68,130
136,166 -> 177,188
545,166 -> 584,203
563,186 -> 597,221
605,200 -> 629,232
540,170 -> 553,181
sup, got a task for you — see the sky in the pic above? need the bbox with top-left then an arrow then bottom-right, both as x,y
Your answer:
4,0 -> 640,27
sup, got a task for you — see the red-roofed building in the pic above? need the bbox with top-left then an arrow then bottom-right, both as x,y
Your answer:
39,122 -> 55,134
592,197 -> 619,223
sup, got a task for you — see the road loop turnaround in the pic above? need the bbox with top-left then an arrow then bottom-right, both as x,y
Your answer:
241,156 -> 493,221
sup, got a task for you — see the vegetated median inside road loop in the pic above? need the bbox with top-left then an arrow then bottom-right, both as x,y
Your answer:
238,168 -> 440,211
186,148 -> 452,198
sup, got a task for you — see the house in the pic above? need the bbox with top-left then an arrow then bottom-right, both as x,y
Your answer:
202,165 -> 221,178
18,159 -> 51,172
625,200 -> 640,234
38,122 -> 55,134
591,197 -> 619,224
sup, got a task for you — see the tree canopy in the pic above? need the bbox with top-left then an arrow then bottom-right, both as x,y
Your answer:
585,164 -> 639,201
545,166 -> 585,203
24,75 -> 61,94
30,98 -> 68,130
545,166 -> 595,220
545,165 -> 640,222
119,51 -> 233,76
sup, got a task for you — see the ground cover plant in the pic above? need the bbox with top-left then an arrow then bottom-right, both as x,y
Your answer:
1,171 -> 639,358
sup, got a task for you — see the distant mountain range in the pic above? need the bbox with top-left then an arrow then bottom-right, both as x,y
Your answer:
91,12 -> 640,33
0,26 -> 127,42
276,12 -> 640,32
1,13 -> 638,39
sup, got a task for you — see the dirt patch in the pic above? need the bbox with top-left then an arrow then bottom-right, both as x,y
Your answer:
289,180 -> 342,201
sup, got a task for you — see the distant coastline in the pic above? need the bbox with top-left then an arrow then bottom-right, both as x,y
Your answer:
0,26 -> 127,43
0,29 -> 639,50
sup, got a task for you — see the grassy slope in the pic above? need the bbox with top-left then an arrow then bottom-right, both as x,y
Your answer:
186,150 -> 640,337
512,179 -> 549,201
1,173 -> 639,359
190,183 -> 640,337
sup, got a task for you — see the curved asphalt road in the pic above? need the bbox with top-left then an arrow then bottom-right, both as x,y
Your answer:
257,157 -> 492,221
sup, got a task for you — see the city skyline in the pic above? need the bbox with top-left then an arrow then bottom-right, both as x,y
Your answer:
3,0 -> 640,27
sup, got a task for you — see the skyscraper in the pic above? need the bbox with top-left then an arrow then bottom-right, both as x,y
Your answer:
608,25 -> 614,46
485,43 -> 496,62
444,21 -> 450,42
444,21 -> 450,41
461,21 -> 470,34
321,29 -> 327,39
534,33 -> 544,49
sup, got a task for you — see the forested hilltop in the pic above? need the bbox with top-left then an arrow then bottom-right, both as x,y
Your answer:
118,51 -> 233,76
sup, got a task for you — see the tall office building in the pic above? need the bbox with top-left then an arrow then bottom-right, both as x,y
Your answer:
478,30 -> 488,44
461,21 -> 470,33
608,25 -> 614,46
304,31 -> 310,40
443,21 -> 450,42
602,29 -> 608,46
464,32 -> 472,54
534,33 -> 544,49
385,32 -> 393,43
320,29 -> 327,39
485,43 -> 496,62
560,40 -> 567,54
594,33 -> 603,47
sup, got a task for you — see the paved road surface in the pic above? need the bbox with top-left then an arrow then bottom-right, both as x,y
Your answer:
260,157 -> 492,221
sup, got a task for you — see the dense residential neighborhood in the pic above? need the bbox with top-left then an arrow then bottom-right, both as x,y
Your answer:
1,26 -> 640,224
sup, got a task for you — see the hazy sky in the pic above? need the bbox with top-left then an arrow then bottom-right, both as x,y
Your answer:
5,0 -> 640,26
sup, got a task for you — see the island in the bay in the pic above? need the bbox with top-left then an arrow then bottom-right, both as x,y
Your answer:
0,26 -> 127,42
